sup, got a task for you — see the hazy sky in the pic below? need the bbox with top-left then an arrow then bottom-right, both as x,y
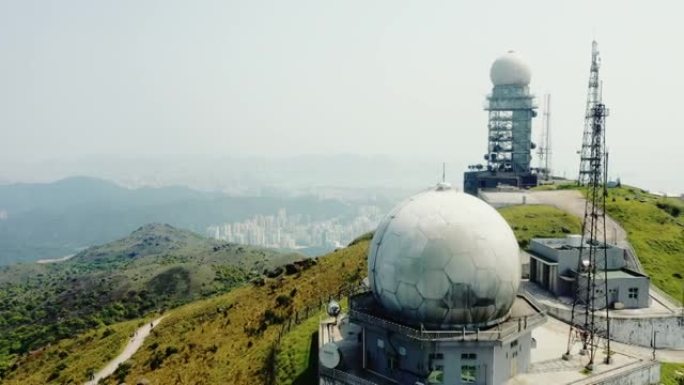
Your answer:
1,1 -> 683,192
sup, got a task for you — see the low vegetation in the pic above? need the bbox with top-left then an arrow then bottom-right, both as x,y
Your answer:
498,204 -> 583,249
0,223 -> 301,378
1,238 -> 367,384
275,308 -> 325,385
603,187 -> 684,302
661,362 -> 684,385
102,239 -> 365,385
2,318 -> 146,385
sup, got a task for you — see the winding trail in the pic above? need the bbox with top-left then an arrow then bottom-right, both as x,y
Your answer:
83,316 -> 165,385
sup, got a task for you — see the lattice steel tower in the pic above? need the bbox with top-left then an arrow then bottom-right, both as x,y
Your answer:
578,41 -> 603,185
537,94 -> 552,181
565,40 -> 612,371
485,51 -> 537,174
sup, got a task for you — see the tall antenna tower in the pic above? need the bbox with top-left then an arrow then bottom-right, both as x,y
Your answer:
537,94 -> 552,181
564,40 -> 612,371
578,41 -> 602,185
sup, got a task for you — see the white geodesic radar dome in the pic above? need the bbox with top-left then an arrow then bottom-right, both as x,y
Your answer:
368,185 -> 520,329
490,50 -> 531,86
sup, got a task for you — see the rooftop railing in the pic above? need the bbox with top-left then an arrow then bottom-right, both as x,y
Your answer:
349,292 -> 546,342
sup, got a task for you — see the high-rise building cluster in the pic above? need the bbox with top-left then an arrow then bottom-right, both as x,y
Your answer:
205,206 -> 383,250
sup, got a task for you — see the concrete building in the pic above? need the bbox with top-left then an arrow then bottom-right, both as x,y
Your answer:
464,51 -> 538,195
319,184 -> 546,385
528,235 -> 650,309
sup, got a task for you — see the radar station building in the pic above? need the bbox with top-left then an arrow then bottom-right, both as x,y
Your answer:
318,184 -> 546,385
464,51 -> 538,195
528,235 -> 650,309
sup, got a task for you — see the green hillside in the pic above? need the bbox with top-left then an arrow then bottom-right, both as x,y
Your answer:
1,236 -> 369,385
498,205 -> 582,249
0,224 -> 302,378
603,187 -> 684,302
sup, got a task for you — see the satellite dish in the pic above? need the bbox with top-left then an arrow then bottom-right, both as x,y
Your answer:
319,342 -> 341,369
327,300 -> 341,317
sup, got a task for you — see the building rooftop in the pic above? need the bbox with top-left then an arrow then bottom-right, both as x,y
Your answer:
531,236 -> 616,251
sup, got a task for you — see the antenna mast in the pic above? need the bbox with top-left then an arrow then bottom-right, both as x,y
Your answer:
537,94 -> 552,181
578,41 -> 601,185
565,40 -> 612,370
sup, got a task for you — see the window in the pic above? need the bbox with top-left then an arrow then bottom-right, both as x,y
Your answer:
628,287 -> 639,299
428,353 -> 444,360
377,339 -> 384,348
510,340 -> 518,348
461,365 -> 477,383
461,353 -> 477,360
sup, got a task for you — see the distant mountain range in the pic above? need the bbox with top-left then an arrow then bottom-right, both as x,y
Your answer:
0,176 -> 357,264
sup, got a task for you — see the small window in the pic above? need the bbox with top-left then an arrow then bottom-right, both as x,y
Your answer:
398,346 -> 407,356
377,339 -> 384,348
428,353 -> 444,360
628,287 -> 639,299
461,353 -> 477,360
510,340 -> 518,348
461,365 -> 477,383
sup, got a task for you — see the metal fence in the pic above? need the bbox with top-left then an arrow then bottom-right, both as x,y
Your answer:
265,283 -> 362,385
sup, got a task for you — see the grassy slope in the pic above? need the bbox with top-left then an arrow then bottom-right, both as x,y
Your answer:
498,205 -> 583,249
602,187 -> 684,301
275,308 -> 325,385
0,223 -> 300,378
112,240 -> 367,385
661,363 -> 684,385
2,318 -> 146,385
1,240 -> 367,384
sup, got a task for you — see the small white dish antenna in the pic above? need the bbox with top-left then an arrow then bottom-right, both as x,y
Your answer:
319,342 -> 341,369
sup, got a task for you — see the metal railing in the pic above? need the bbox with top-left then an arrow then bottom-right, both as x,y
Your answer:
349,295 -> 546,342
319,366 -> 379,385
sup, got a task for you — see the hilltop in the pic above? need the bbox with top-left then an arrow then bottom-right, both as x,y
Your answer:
2,184 -> 683,384
0,223 -> 302,377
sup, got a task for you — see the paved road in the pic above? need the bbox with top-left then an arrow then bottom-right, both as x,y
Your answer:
481,190 -> 643,272
83,316 -> 164,385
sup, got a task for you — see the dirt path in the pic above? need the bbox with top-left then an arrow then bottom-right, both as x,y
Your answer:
83,316 -> 164,385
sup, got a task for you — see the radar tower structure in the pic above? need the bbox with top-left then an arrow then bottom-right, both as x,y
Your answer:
565,40 -> 612,371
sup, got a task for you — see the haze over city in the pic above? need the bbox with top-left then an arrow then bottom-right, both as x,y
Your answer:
1,0 -> 683,193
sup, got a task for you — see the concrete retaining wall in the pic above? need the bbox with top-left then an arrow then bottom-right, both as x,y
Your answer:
542,303 -> 684,349
572,361 -> 661,385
